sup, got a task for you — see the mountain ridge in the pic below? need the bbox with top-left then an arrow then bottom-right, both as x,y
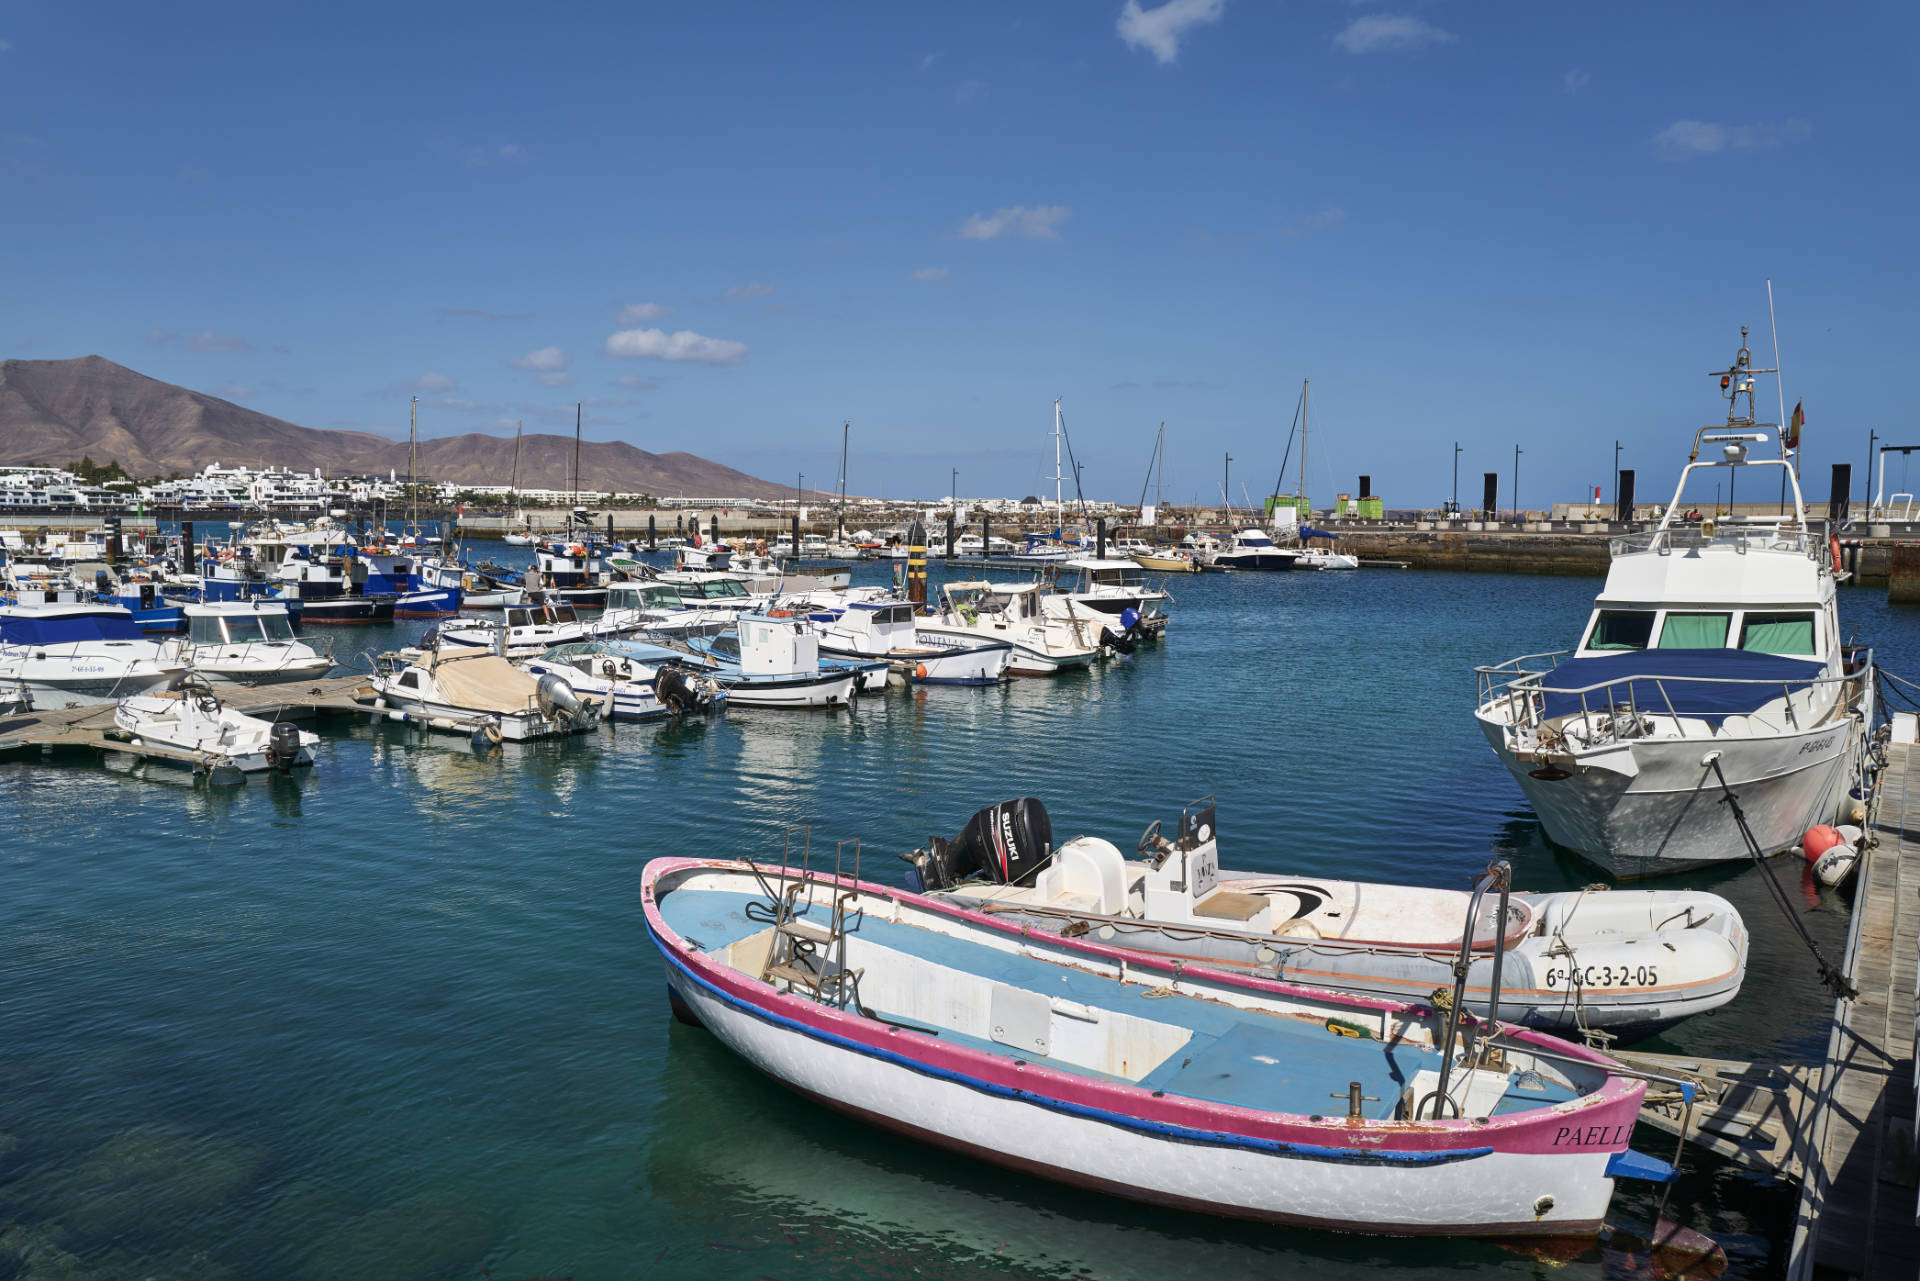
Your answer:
0,355 -> 802,499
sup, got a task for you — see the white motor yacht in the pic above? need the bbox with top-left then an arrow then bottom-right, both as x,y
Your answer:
805,598 -> 1013,685
1040,557 -> 1171,640
115,679 -> 318,772
184,602 -> 332,685
917,581 -> 1100,676
597,581 -> 737,639
1474,330 -> 1877,876
0,604 -> 188,707
1211,528 -> 1300,571
438,600 -> 593,658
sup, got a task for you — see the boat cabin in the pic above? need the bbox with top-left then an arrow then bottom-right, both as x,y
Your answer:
186,604 -> 298,647
0,603 -> 146,645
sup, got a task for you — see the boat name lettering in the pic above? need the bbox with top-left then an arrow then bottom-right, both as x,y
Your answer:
1543,965 -> 1656,990
1551,1123 -> 1628,1149
1798,735 -> 1836,755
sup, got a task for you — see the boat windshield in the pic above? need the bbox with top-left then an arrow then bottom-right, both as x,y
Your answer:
691,580 -> 748,600
1739,612 -> 1816,655
189,615 -> 229,645
1092,567 -> 1143,588
1657,612 -> 1731,649
1585,610 -> 1655,651
707,635 -> 742,660
553,604 -> 579,624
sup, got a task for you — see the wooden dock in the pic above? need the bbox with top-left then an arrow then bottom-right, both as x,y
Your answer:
1788,741 -> 1920,1280
0,675 -> 377,771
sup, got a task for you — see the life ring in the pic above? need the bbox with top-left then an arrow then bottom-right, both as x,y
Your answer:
1830,532 -> 1842,570
768,608 -> 793,618
570,545 -> 586,558
217,548 -> 236,563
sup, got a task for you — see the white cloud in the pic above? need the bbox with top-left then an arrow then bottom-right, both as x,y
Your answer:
1332,14 -> 1457,54
920,51 -> 944,71
615,302 -> 671,324
1117,0 -> 1225,65
409,372 -> 457,393
509,345 -> 569,373
1564,69 -> 1591,94
911,267 -> 950,282
0,42 -> 12,54
959,205 -> 1072,241
1654,117 -> 1811,156
720,281 -> 775,301
604,328 -> 748,365
614,375 -> 662,390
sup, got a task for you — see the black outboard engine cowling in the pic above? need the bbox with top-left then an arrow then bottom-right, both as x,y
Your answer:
266,721 -> 303,772
903,798 -> 1052,892
656,667 -> 704,715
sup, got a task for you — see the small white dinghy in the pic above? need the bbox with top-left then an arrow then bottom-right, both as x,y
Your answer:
115,678 -> 317,773
906,798 -> 1748,1040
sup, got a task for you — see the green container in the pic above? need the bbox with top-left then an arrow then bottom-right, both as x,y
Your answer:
1264,494 -> 1312,520
1354,496 -> 1384,520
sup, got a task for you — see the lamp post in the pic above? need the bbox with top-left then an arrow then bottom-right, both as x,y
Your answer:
1612,439 -> 1621,509
1513,445 -> 1523,523
951,467 -> 958,512
1868,429 -> 1879,514
1451,441 -> 1461,512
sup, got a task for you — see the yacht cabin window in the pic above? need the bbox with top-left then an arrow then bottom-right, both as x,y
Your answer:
1739,612 -> 1817,656
1657,612 -> 1731,649
1585,610 -> 1655,651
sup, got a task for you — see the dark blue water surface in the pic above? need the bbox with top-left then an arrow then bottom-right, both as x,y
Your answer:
3,553 -> 1913,1279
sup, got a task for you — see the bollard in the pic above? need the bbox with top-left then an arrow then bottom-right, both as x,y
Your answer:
648,514 -> 657,550
945,510 -> 955,559
710,514 -> 720,545
1096,516 -> 1107,559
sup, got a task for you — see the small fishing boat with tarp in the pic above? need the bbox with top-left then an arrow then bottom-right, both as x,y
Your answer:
644,844 -> 1677,1238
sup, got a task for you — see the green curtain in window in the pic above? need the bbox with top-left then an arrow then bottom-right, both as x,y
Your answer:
1741,616 -> 1815,655
1658,613 -> 1730,649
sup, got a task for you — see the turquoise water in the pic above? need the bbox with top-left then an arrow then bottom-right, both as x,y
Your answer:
2,555 -> 1911,1279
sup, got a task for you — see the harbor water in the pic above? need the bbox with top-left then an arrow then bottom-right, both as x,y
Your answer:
3,555 -> 1912,1279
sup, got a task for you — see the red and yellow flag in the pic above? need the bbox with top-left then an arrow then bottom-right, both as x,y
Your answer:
1786,400 -> 1805,450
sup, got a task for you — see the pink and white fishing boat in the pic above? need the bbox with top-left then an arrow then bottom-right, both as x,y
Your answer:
643,853 -> 1668,1238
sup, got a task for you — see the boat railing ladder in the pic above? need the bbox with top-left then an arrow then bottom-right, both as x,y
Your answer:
1418,858 -> 1511,1121
753,828 -> 864,1009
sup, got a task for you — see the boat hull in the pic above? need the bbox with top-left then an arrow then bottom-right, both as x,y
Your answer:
1213,551 -> 1298,571
644,863 -> 1642,1238
296,596 -> 396,624
722,671 -> 857,709
1477,709 -> 1863,877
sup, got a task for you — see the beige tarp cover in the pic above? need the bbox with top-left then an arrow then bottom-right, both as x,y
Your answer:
427,652 -> 539,714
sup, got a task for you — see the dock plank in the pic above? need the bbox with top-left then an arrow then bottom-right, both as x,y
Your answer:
1788,738 -> 1920,1280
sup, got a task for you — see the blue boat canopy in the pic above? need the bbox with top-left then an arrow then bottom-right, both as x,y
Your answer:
0,610 -> 146,644
1539,650 -> 1827,724
1299,525 -> 1339,540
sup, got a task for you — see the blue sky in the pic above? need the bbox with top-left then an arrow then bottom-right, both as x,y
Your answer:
3,2 -> 1913,507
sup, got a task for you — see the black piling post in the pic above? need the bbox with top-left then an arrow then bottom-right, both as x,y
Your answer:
907,518 -> 928,604
792,513 -> 801,560
648,514 -> 657,551
1096,516 -> 1107,559
945,510 -> 955,559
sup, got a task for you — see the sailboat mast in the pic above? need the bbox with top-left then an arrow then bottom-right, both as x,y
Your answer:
408,396 -> 418,534
1297,379 -> 1309,499
837,420 -> 849,542
572,402 -> 582,525
509,420 -> 522,515
1053,398 -> 1065,520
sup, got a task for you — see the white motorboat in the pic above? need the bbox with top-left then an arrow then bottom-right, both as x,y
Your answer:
676,539 -> 733,571
616,617 -> 858,709
518,641 -> 725,721
803,598 -> 1013,685
114,680 -> 317,773
370,648 -> 600,741
598,581 -> 738,639
0,604 -> 188,707
183,602 -> 332,685
917,581 -> 1100,676
526,539 -> 610,608
1211,528 -> 1300,571
1295,545 -> 1359,571
1039,557 -> 1171,642
438,600 -> 593,658
907,798 -> 1748,1040
1474,330 -> 1877,877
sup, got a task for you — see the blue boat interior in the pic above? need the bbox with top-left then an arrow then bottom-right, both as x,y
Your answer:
658,883 -> 1581,1122
1540,650 -> 1826,725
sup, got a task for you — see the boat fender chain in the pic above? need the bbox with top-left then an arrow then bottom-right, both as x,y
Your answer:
1702,751 -> 1859,1000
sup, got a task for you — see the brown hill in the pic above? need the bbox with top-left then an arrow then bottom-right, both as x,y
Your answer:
0,355 -> 804,499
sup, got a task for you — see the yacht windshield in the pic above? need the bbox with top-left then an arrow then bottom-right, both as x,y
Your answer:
188,616 -> 229,645
259,613 -> 294,642
1585,610 -> 1655,651
1739,612 -> 1817,655
1658,612 -> 1732,649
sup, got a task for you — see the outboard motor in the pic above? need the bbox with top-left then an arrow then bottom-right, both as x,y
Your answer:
902,798 -> 1053,892
1101,606 -> 1143,655
536,672 -> 590,725
656,667 -> 709,716
266,721 -> 304,772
